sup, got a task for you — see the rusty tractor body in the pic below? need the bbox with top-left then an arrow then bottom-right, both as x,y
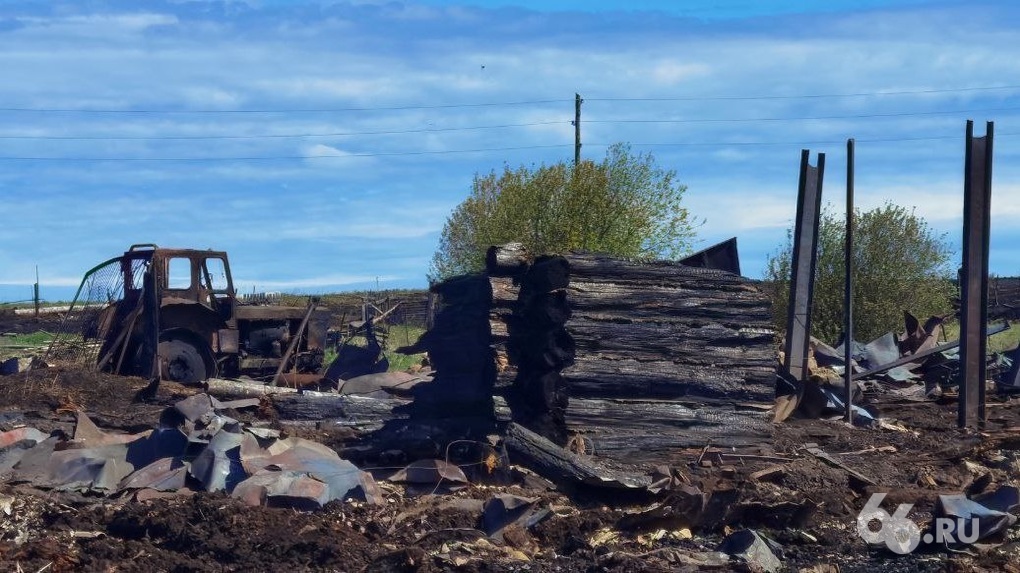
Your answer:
91,244 -> 329,385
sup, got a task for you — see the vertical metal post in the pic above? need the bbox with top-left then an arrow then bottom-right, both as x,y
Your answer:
844,139 -> 855,423
783,150 -> 825,382
959,120 -> 993,428
142,261 -> 161,395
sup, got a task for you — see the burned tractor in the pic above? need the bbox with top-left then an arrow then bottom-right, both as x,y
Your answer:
51,244 -> 329,385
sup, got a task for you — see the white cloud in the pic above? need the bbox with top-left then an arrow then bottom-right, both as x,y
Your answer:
20,13 -> 179,31
179,87 -> 245,109
303,143 -> 350,158
262,76 -> 402,100
685,187 -> 795,232
651,60 -> 710,86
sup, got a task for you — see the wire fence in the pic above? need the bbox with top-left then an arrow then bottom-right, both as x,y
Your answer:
301,292 -> 434,330
45,256 -> 150,368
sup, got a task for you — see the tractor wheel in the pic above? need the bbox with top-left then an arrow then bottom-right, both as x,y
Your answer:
159,339 -> 208,385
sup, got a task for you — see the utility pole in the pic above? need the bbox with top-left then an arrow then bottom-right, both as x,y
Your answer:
573,93 -> 583,166
33,266 -> 39,318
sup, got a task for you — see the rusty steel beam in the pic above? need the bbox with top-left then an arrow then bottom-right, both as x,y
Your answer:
959,120 -> 994,429
783,149 -> 825,383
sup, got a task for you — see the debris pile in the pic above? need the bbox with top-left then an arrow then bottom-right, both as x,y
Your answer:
1,394 -> 380,509
784,311 -> 1016,423
3,362 -> 1020,571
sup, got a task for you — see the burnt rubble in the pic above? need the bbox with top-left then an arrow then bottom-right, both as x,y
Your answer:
5,241 -> 1020,569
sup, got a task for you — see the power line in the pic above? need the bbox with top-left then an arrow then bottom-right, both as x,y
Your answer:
620,134 -> 966,147
0,131 -> 1015,161
0,100 -> 569,114
588,84 -> 1020,102
0,121 -> 566,141
2,106 -> 1015,142
0,144 -> 571,161
587,106 -> 1020,124
0,84 -> 1017,114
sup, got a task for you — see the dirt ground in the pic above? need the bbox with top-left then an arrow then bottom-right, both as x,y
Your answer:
0,309 -> 68,336
3,340 -> 1020,570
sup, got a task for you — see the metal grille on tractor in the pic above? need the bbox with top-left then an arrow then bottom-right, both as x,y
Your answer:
44,256 -> 151,369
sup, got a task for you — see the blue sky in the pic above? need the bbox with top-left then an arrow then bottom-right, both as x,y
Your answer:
2,0 -> 1020,302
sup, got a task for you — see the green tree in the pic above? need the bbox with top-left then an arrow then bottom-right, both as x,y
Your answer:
764,202 -> 955,343
430,143 -> 698,280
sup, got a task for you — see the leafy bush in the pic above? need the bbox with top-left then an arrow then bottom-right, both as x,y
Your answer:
764,202 -> 955,343
430,143 -> 699,280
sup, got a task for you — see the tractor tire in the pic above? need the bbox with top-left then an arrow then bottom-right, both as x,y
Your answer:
159,338 -> 208,385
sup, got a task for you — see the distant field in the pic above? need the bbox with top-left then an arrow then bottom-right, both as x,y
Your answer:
942,320 -> 1020,355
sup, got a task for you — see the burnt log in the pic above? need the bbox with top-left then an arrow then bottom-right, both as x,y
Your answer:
564,398 -> 771,465
489,276 -> 520,309
516,288 -> 571,326
565,318 -> 772,363
495,249 -> 775,446
270,392 -> 405,431
519,256 -> 570,298
495,397 -> 770,465
565,356 -> 775,402
566,252 -> 748,286
567,279 -> 771,323
503,422 -> 652,490
205,377 -> 298,399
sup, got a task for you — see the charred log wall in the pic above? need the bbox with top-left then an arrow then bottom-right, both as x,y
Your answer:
562,253 -> 775,403
485,245 -> 774,445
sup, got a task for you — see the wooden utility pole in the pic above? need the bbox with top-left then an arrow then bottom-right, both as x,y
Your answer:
574,93 -> 583,166
33,266 -> 39,318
